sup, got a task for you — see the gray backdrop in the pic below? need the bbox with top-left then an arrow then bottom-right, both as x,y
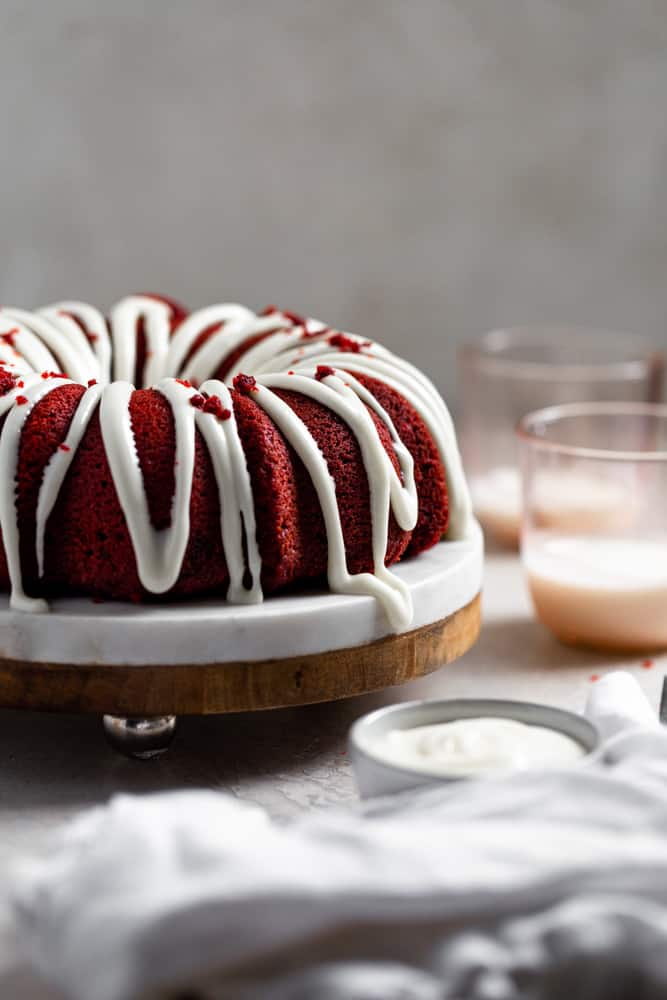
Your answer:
1,0 -> 666,404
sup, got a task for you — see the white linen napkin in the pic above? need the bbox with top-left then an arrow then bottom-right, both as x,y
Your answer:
12,671 -> 667,1000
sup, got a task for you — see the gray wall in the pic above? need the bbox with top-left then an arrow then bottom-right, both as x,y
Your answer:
1,0 -> 666,403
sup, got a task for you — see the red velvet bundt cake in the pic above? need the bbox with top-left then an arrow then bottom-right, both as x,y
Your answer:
0,296 -> 472,630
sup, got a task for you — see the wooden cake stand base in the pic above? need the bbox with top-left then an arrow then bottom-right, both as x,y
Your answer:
0,525 -> 483,756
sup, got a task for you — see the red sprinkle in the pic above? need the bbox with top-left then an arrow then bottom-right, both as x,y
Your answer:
641,659 -> 654,670
261,305 -> 311,330
233,373 -> 258,394
301,324 -> 330,340
59,443 -> 71,452
176,378 -> 192,388
589,674 -> 600,683
15,395 -> 28,406
315,365 -> 336,381
202,394 -> 231,421
282,308 -> 307,328
327,332 -> 370,353
87,378 -> 97,387
0,327 -> 19,347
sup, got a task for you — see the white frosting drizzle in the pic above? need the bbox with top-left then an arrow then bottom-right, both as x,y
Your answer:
293,351 -> 471,539
0,376 -> 70,612
165,304 -> 257,377
251,372 -> 419,629
35,384 -> 104,577
0,298 -> 472,628
196,380 -> 262,604
154,309 -> 471,539
1,308 -> 95,385
0,342 -> 32,375
39,302 -> 111,384
222,322 -> 471,539
100,379 -> 195,594
0,313 -> 60,376
109,296 -> 174,387
180,314 -> 287,387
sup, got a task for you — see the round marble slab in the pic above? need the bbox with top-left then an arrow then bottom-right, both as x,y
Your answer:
0,523 -> 483,715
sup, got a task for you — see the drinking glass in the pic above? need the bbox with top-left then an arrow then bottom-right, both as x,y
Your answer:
459,328 -> 664,548
517,402 -> 667,652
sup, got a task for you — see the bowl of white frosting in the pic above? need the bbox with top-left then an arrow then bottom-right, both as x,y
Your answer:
349,698 -> 600,798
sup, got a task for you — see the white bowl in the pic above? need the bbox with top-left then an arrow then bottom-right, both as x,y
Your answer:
349,697 -> 600,798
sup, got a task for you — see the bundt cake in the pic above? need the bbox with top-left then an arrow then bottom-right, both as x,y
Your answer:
0,295 -> 472,630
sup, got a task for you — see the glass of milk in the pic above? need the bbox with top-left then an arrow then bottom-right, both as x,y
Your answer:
518,401 -> 667,652
459,328 -> 663,549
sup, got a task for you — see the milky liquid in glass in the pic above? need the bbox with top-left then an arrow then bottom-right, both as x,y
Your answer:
525,534 -> 667,651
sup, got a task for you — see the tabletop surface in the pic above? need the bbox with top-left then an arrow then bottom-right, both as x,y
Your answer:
1,547 -> 663,998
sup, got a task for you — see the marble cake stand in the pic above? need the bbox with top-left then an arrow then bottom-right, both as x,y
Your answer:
0,523 -> 483,757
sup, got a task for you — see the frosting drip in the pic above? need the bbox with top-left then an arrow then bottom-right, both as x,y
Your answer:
0,298 -> 472,628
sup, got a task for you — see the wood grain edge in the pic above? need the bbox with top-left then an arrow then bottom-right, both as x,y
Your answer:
0,593 -> 481,715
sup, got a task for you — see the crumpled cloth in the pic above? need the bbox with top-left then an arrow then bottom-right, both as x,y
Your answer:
12,671 -> 667,1000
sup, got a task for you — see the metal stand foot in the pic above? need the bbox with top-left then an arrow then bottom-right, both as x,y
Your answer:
102,715 -> 177,759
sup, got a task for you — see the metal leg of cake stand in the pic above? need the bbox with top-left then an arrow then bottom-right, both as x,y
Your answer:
102,715 -> 178,759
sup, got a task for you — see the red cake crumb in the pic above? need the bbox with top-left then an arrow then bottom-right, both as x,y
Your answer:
87,379 -> 97,387
589,674 -> 600,683
261,305 -> 326,335
189,394 -> 206,410
176,379 -> 192,388
315,365 -> 336,381
641,659 -> 654,669
327,332 -> 371,353
15,395 -> 28,406
262,306 -> 307,328
233,373 -> 258,394
41,371 -> 68,380
202,395 -> 231,421
1,327 -> 19,348
59,443 -> 71,452
283,309 -> 306,327
301,324 -> 330,340
0,368 -> 18,396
